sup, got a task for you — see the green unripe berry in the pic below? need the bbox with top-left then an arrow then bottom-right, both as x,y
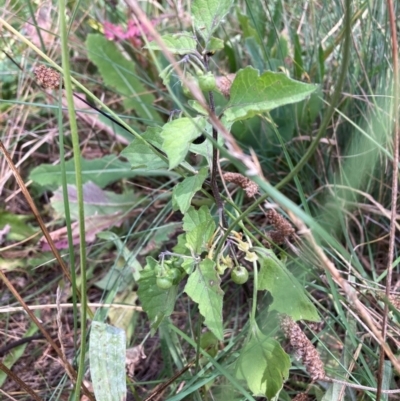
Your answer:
198,72 -> 216,92
231,265 -> 249,285
156,276 -> 173,290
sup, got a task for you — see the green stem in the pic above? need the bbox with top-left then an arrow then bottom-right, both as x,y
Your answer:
203,54 -> 227,228
57,90 -> 79,350
59,1 -> 88,399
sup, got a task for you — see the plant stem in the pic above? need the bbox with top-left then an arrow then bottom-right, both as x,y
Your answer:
203,54 -> 227,228
59,0 -> 89,399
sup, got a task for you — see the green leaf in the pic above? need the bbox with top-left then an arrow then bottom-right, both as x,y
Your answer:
89,322 -> 126,401
86,34 -> 162,124
293,34 -> 304,80
205,37 -> 224,53
138,257 -> 179,333
29,155 -> 139,189
182,205 -> 215,232
0,210 -> 36,241
184,258 -> 224,339
50,182 -> 135,219
318,44 -> 325,82
188,121 -> 223,166
183,205 -> 215,254
254,247 -> 320,322
146,32 -> 197,55
172,167 -> 208,213
192,0 -> 234,43
188,100 -> 208,115
121,126 -> 169,170
172,233 -> 192,256
107,291 -> 138,342
224,67 -> 318,122
161,117 -> 206,169
235,325 -> 290,398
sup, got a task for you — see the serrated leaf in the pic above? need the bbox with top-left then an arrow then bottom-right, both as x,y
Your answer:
224,67 -> 318,122
183,206 -> 215,254
184,259 -> 224,339
146,33 -> 197,55
172,167 -> 208,213
138,257 -> 179,333
29,155 -> 139,190
192,0 -> 234,43
172,233 -> 191,256
89,322 -> 126,401
161,117 -> 206,169
185,222 -> 211,254
121,126 -> 168,170
182,205 -> 215,232
254,247 -> 320,322
86,34 -> 162,124
235,325 -> 290,398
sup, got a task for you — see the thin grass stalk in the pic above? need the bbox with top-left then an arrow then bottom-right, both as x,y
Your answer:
58,0 -> 88,399
57,88 -> 79,348
376,0 -> 399,399
25,0 -> 45,51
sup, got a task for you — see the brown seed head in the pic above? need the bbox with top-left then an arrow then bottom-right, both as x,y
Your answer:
223,172 -> 258,198
265,208 -> 295,244
34,65 -> 62,89
281,315 -> 325,381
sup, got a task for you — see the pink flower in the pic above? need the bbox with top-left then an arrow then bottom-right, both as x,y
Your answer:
103,21 -> 126,41
103,19 -> 155,43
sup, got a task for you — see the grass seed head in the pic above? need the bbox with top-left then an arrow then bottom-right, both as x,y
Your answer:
281,315 -> 325,381
34,65 -> 62,89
